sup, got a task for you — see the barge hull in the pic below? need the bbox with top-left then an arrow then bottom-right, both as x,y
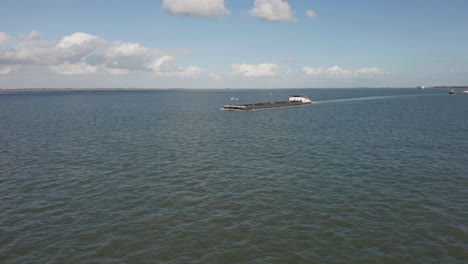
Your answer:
224,101 -> 311,111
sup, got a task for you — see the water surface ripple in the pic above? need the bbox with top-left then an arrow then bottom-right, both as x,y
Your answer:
0,89 -> 466,263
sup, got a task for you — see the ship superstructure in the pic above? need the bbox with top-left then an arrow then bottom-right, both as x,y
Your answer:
223,95 -> 312,111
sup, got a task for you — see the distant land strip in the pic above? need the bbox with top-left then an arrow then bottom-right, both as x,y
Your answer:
0,88 -> 196,93
0,87 -> 421,93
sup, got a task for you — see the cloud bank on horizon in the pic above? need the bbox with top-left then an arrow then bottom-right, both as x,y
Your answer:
302,66 -> 387,79
0,31 -> 206,78
0,30 -> 386,81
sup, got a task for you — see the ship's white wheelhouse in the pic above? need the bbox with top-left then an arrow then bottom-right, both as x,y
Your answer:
288,96 -> 312,103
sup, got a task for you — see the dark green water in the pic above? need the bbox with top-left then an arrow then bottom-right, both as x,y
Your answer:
0,89 -> 466,263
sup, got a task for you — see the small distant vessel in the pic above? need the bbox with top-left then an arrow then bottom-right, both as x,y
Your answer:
417,85 -> 468,95
449,89 -> 468,95
224,95 -> 312,111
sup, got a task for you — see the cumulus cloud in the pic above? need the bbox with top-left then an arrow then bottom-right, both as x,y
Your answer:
174,66 -> 205,78
49,62 -> 97,75
0,32 -> 12,45
150,55 -> 176,71
163,0 -> 230,18
57,32 -> 105,62
150,55 -> 205,78
0,31 -> 206,78
231,63 -> 280,77
105,41 -> 151,57
0,31 -> 104,66
19,31 -> 41,42
103,41 -> 156,71
49,63 -> 131,76
302,66 -> 386,78
250,0 -> 294,22
0,66 -> 11,74
306,9 -> 317,19
1,31 -> 55,64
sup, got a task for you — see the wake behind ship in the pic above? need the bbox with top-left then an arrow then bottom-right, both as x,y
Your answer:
224,95 -> 312,111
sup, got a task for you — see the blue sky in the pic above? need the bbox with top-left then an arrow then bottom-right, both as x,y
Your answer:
0,0 -> 467,88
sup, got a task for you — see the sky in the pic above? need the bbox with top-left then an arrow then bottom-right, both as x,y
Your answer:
0,0 -> 467,89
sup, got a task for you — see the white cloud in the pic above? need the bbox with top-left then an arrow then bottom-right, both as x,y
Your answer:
0,31 -> 205,78
175,66 -> 205,78
49,62 -> 97,75
1,31 -> 56,64
150,55 -> 205,78
150,55 -> 176,71
0,66 -> 11,74
250,0 -> 294,22
163,0 -> 230,18
306,9 -> 317,19
57,32 -> 104,50
354,67 -> 385,76
208,72 -> 221,80
0,32 -> 12,45
0,31 -> 104,65
105,67 -> 129,75
49,63 -> 130,76
302,66 -> 386,78
19,30 -> 41,42
105,42 -> 151,57
103,41 -> 155,70
57,32 -> 105,62
231,63 -> 280,77
302,66 -> 345,77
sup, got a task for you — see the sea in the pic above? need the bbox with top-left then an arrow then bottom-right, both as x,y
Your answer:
0,88 -> 466,264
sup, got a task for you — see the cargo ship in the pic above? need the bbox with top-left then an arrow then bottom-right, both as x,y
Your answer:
223,95 -> 312,111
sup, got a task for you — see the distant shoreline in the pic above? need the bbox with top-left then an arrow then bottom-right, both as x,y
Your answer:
0,88 -> 186,93
0,87 -> 413,93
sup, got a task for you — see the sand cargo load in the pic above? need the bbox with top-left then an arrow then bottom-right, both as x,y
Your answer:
223,95 -> 312,111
